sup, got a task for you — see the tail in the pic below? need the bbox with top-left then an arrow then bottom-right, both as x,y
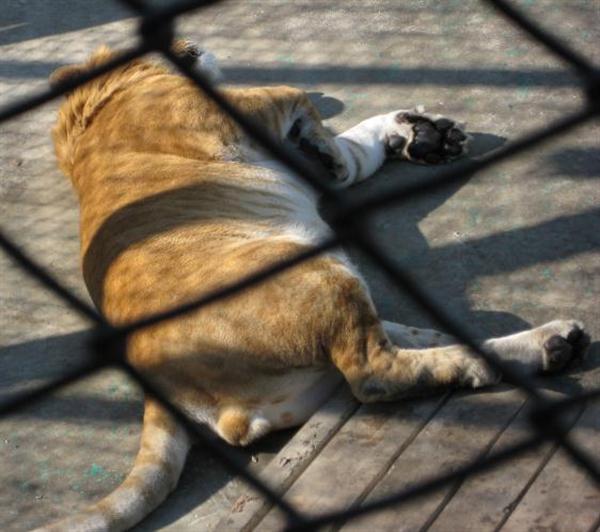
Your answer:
36,398 -> 191,532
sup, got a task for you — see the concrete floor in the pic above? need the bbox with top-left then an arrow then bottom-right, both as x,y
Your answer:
0,0 -> 598,530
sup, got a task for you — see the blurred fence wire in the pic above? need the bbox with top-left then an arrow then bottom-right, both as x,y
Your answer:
0,0 -> 599,529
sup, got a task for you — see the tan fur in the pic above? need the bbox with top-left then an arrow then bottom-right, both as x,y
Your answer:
40,42 -> 587,531
217,406 -> 251,445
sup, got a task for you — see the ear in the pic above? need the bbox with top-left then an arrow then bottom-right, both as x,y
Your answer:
49,64 -> 85,88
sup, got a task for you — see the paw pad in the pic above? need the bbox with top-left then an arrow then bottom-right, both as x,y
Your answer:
566,325 -> 590,359
543,335 -> 572,371
542,323 -> 590,372
385,134 -> 407,154
389,112 -> 469,165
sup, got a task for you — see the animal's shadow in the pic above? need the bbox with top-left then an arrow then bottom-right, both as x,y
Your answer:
0,331 -> 296,530
329,128 -> 599,343
334,130 -> 525,338
2,333 -> 598,530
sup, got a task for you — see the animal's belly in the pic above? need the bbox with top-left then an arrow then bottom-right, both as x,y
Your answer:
257,367 -> 343,429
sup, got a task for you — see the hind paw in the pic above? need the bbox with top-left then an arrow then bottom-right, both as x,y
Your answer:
540,320 -> 590,372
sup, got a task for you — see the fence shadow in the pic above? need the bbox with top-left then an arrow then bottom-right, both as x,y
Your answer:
223,65 -> 580,88
0,1 -> 131,46
334,128 -> 600,340
546,148 -> 600,179
2,117 -> 598,527
1,0 -> 599,525
0,329 -> 297,530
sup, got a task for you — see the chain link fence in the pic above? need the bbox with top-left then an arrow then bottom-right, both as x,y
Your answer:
1,0 -> 599,529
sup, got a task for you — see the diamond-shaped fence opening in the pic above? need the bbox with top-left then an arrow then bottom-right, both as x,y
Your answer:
0,0 -> 599,530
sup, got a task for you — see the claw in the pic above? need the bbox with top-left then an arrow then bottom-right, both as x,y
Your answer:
435,118 -> 454,131
448,129 -> 467,142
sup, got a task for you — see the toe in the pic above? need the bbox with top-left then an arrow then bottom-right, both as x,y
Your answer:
543,335 -> 573,372
386,134 -> 407,155
567,326 -> 582,344
444,142 -> 463,157
435,118 -> 454,131
408,121 -> 443,161
567,325 -> 591,359
447,128 -> 467,143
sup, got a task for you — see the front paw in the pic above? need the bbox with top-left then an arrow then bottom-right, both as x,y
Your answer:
386,108 -> 470,164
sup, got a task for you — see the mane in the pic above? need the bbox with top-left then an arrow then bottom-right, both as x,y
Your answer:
51,46 -> 167,179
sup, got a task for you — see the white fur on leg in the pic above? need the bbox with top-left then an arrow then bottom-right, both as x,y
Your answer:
382,320 -> 458,349
333,106 -> 468,186
334,114 -> 390,185
483,320 -> 586,376
334,111 -> 414,185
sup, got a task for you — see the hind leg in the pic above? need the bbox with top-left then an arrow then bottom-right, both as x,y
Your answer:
334,319 -> 589,403
384,318 -> 589,374
382,320 -> 458,348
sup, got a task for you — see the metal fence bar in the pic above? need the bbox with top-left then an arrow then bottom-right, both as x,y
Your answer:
0,0 -> 599,528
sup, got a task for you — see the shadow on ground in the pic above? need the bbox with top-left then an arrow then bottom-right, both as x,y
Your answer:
2,0 -> 599,528
0,0 -> 131,46
2,93 -> 600,528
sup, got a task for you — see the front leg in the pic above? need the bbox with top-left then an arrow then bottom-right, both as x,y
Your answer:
285,100 -> 469,187
333,106 -> 470,186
